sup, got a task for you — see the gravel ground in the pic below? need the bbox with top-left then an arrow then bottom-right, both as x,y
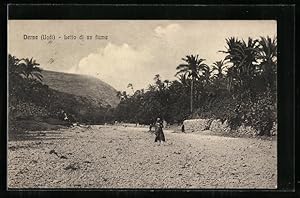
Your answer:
8,125 -> 277,189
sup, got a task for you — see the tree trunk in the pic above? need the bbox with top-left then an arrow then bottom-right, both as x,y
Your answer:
190,78 -> 193,113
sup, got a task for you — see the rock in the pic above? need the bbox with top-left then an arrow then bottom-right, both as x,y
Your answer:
49,149 -> 58,155
237,124 -> 257,137
183,119 -> 211,132
64,163 -> 79,171
9,146 -> 17,151
53,179 -> 60,183
271,174 -> 275,178
210,119 -> 230,133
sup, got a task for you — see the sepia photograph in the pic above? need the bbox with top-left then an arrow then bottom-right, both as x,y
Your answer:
7,20 -> 277,189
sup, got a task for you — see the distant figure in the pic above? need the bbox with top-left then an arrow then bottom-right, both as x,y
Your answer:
154,118 -> 165,145
61,111 -> 73,126
181,124 -> 185,133
63,112 -> 68,121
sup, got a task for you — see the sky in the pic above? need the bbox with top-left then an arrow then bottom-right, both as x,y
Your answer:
8,20 -> 276,92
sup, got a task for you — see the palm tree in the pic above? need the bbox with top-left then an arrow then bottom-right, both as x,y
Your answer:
226,66 -> 236,93
8,54 -> 21,79
8,54 -> 20,68
200,64 -> 212,85
148,84 -> 156,92
127,83 -> 134,94
116,91 -> 128,101
175,54 -> 208,113
153,74 -> 164,91
176,73 -> 188,85
18,57 -> 43,81
154,74 -> 160,81
164,80 -> 171,89
8,54 -> 25,94
221,37 -> 260,90
257,36 -> 277,65
257,36 -> 277,90
212,60 -> 228,79
121,91 -> 128,100
116,91 -> 122,99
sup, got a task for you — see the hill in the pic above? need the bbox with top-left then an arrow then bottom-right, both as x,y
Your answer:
41,70 -> 120,108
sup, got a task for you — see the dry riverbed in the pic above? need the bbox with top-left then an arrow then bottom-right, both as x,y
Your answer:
8,125 -> 277,189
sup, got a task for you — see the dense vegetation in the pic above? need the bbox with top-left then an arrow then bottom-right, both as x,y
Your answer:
9,36 -> 277,136
8,55 -> 114,126
114,36 -> 277,136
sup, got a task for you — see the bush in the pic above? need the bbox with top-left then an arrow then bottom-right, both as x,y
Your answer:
193,87 -> 276,136
243,91 -> 276,136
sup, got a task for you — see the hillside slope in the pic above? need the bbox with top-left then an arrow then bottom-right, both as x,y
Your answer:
41,70 -> 120,108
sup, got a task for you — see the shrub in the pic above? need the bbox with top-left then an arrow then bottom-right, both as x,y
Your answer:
243,91 -> 276,136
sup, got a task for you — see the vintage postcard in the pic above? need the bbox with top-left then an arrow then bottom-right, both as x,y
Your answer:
8,20 -> 277,189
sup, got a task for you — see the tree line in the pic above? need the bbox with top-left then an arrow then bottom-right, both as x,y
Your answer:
113,36 -> 277,136
8,36 -> 277,136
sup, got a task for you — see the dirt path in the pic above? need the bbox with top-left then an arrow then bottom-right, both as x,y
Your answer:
8,125 -> 277,189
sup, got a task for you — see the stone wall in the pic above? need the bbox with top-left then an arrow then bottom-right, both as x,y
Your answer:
183,118 -> 277,137
183,119 -> 211,132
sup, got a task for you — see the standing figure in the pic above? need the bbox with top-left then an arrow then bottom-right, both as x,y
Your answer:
181,124 -> 185,133
154,118 -> 165,145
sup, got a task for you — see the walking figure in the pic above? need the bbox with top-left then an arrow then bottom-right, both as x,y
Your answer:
154,118 -> 165,145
